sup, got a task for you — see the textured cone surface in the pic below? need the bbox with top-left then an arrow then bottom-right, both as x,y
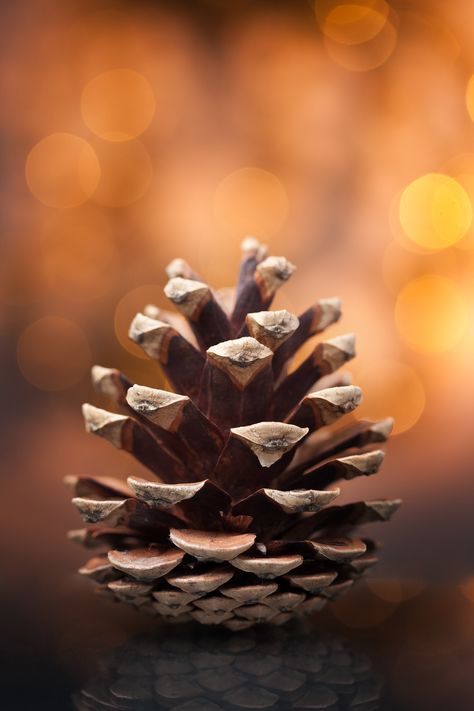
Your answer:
73,625 -> 384,710
68,241 -> 400,626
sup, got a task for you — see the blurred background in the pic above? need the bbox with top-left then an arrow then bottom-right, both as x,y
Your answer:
1,0 -> 474,707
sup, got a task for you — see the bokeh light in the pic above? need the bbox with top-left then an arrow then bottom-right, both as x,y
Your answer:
389,192 -> 435,255
91,139 -> 153,207
81,69 -> 156,142
114,285 -> 167,358
440,154 -> 474,249
321,1 -> 390,45
213,167 -> 288,239
449,173 -> 474,250
25,133 -> 100,208
395,275 -> 468,353
399,173 -> 472,250
17,316 -> 91,390
323,12 -> 397,71
353,359 -> 426,435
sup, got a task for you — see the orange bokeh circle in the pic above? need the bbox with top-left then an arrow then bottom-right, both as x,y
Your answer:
26,133 -> 100,208
81,69 -> 156,142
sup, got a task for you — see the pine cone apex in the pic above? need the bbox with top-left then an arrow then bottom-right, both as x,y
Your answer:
129,311 -> 168,335
241,235 -> 268,259
256,255 -> 295,287
165,257 -> 199,280
164,276 -> 211,317
91,365 -> 120,396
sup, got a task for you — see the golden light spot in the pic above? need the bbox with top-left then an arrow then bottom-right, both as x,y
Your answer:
323,13 -> 397,71
450,173 -> 474,250
354,360 -> 425,435
213,167 -> 288,239
440,155 -> 474,249
465,75 -> 474,123
81,69 -> 156,142
322,1 -> 389,45
114,285 -> 167,358
25,133 -> 100,208
395,275 -> 468,353
389,192 -> 434,255
40,209 -> 119,299
399,174 -> 472,250
91,139 -> 153,207
17,316 -> 91,390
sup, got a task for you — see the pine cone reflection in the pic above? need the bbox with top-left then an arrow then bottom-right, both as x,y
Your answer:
74,625 -> 383,710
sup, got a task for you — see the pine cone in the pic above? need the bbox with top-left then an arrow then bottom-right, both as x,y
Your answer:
67,239 -> 401,628
74,626 -> 383,710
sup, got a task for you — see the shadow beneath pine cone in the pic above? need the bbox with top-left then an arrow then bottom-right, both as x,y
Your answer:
73,622 -> 384,710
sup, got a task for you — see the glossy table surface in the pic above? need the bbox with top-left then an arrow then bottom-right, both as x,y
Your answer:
3,577 -> 473,710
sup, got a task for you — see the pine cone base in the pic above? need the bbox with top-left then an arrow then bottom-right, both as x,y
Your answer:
84,548 -> 375,629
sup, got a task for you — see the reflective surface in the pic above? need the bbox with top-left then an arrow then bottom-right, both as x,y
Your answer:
3,580 -> 473,710
74,626 -> 383,710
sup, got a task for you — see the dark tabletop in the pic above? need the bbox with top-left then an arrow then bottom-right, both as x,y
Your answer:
2,573 -> 473,711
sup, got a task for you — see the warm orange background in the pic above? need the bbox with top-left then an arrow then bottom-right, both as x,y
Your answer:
2,0 -> 474,596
